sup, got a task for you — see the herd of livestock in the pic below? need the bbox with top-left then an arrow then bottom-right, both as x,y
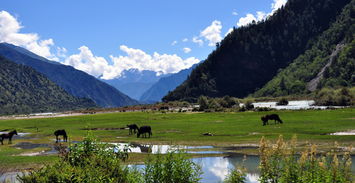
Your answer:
0,114 -> 282,144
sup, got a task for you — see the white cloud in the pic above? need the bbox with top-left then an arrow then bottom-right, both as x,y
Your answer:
192,36 -> 204,46
256,11 -> 267,21
171,40 -> 177,46
56,47 -> 67,58
237,14 -> 257,27
232,11 -> 238,16
0,11 -> 59,60
236,0 -> 287,27
65,45 -> 200,80
64,46 -> 111,78
200,20 -> 222,46
182,47 -> 191,53
182,38 -> 188,42
271,0 -> 287,14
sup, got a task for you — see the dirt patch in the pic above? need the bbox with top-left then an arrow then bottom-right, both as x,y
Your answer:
214,120 -> 224,123
165,130 -> 182,133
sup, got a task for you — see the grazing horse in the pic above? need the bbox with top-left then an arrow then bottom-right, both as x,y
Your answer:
0,130 -> 18,145
137,126 -> 152,138
54,129 -> 68,143
261,114 -> 283,126
127,124 -> 139,135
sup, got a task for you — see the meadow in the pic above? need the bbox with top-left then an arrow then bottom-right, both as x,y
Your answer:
0,108 -> 354,170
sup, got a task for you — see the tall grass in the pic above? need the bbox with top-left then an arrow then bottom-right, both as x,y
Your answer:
225,135 -> 353,183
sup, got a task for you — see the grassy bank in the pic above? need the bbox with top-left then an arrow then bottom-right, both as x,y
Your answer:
0,108 -> 354,169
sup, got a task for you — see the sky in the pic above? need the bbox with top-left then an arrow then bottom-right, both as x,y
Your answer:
0,0 -> 287,79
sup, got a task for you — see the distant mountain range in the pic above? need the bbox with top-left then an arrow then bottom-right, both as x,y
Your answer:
163,0 -> 353,102
140,64 -> 198,103
101,69 -> 170,100
0,56 -> 96,115
0,43 -> 138,107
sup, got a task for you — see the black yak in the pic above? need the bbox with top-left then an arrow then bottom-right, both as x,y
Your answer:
261,114 -> 283,126
127,124 -> 139,135
137,126 -> 152,138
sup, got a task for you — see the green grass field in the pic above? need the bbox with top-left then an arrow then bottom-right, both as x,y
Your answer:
0,108 -> 354,169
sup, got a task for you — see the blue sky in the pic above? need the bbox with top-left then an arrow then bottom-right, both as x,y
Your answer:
0,0 -> 286,79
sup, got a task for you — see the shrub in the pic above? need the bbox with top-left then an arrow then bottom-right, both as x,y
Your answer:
144,151 -> 202,183
18,134 -> 142,183
314,87 -> 354,106
276,98 -> 289,105
18,134 -> 203,183
223,168 -> 246,183
244,100 -> 254,110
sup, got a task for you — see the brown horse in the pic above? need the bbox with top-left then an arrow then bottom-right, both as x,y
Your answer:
0,130 -> 18,145
54,129 -> 68,143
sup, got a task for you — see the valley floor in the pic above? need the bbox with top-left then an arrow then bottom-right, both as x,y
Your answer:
0,108 -> 354,171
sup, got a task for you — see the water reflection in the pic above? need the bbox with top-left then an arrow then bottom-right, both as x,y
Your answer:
112,142 -> 216,154
193,155 -> 260,183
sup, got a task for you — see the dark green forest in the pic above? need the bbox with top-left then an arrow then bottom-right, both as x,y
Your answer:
0,57 -> 96,115
163,0 -> 353,102
254,0 -> 354,97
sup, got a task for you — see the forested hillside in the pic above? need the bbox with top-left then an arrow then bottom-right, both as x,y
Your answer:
254,0 -> 354,97
0,57 -> 96,115
163,0 -> 352,102
0,43 -> 138,107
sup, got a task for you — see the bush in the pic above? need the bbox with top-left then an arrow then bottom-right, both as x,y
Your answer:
314,87 -> 354,106
276,98 -> 289,105
223,169 -> 246,183
244,100 -> 254,110
18,134 -> 142,183
19,134 -> 202,183
144,151 -> 202,183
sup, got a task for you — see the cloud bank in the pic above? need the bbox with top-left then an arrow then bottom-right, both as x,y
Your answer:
0,11 -> 59,61
65,45 -> 200,80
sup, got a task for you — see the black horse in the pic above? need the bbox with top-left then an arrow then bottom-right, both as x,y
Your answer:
261,114 -> 283,126
127,124 -> 139,135
0,130 -> 18,145
54,129 -> 68,142
137,126 -> 152,138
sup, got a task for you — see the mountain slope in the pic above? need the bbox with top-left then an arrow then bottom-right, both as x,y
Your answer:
102,69 -> 170,100
163,0 -> 351,102
0,43 -> 138,107
0,56 -> 96,115
140,64 -> 198,103
253,0 -> 354,97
